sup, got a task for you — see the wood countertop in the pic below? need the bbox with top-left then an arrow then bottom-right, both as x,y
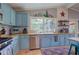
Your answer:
0,32 -> 78,38
28,32 -> 78,35
0,34 -> 28,38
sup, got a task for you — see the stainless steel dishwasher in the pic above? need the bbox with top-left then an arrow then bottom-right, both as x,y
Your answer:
29,35 -> 40,50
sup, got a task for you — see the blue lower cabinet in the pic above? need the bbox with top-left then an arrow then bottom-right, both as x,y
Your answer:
60,34 -> 75,46
51,35 -> 60,46
40,35 -> 51,48
78,34 -> 79,37
68,34 -> 75,45
63,34 -> 69,46
11,36 -> 19,54
19,35 -> 29,50
58,35 -> 65,46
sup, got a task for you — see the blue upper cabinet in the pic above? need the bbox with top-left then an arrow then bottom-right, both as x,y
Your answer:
16,12 -> 28,26
0,4 -> 9,24
16,12 -> 22,26
22,13 -> 28,26
10,7 -> 16,25
0,3 -> 16,25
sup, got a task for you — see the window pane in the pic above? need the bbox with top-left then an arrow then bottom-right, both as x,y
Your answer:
31,18 -> 43,33
44,19 -> 55,33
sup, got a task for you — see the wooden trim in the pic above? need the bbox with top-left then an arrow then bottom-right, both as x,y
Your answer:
29,48 -> 41,50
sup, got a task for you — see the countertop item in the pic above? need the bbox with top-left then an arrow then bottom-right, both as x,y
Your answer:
68,37 -> 79,42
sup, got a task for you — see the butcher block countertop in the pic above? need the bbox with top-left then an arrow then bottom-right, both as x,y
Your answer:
0,34 -> 16,38
0,32 -> 78,38
28,32 -> 77,35
0,34 -> 28,38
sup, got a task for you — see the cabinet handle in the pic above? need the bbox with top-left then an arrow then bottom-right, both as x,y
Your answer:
54,36 -> 58,42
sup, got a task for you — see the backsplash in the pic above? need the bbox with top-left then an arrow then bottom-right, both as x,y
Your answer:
0,24 -> 11,34
11,26 -> 28,34
0,24 -> 28,35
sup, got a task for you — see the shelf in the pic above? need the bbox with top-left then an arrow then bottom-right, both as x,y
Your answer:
58,20 -> 69,22
58,25 -> 69,26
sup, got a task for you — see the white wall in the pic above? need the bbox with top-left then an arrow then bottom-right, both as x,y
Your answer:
68,8 -> 79,20
28,8 -> 57,18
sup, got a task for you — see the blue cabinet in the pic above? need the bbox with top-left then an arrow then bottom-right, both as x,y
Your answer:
11,36 -> 19,54
16,12 -> 28,26
0,3 -> 16,25
64,34 -> 70,46
40,35 -> 51,48
22,13 -> 28,26
51,35 -> 60,46
40,34 -> 60,48
10,7 -> 16,25
67,34 -> 75,45
1,45 -> 12,55
18,35 -> 29,50
16,13 -> 22,26
58,35 -> 65,46
1,4 -> 11,25
39,34 -> 76,48
58,34 -> 75,46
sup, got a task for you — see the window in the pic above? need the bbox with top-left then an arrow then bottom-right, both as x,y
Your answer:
31,18 -> 43,33
29,17 -> 57,34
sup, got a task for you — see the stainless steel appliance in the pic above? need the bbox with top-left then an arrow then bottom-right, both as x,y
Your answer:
0,38 -> 13,55
29,35 -> 40,50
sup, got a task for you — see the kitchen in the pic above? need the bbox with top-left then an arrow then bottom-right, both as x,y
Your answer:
0,3 -> 79,55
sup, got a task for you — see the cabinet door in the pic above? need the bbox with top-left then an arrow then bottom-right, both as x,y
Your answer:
1,45 -> 12,55
1,48 -> 8,55
51,35 -> 60,46
11,37 -> 19,54
16,13 -> 23,26
22,13 -> 28,26
64,34 -> 70,46
16,12 -> 28,26
19,35 -> 29,50
6,45 -> 13,55
40,35 -> 51,48
10,8 -> 16,25
0,4 -> 3,22
2,4 -> 11,25
68,34 -> 75,45
59,35 -> 65,46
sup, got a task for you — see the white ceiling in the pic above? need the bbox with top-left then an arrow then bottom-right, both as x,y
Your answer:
69,3 -> 79,12
9,3 -> 74,11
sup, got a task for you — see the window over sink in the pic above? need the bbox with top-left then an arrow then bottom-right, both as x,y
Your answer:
29,17 -> 57,34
